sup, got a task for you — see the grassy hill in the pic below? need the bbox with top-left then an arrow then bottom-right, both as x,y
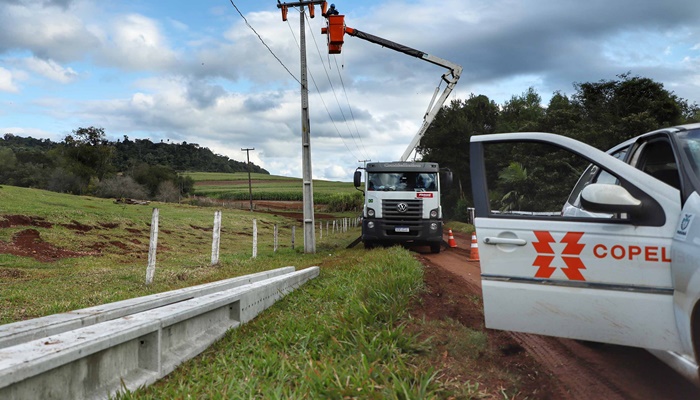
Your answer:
0,185 -> 353,324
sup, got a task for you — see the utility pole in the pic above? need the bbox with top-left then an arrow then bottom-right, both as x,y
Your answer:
358,159 -> 371,168
241,148 -> 255,211
277,0 -> 326,254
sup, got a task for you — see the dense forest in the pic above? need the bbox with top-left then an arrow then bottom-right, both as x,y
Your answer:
417,74 -> 700,219
0,128 -> 268,201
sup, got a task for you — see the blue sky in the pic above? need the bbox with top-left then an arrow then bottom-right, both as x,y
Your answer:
1,0 -> 699,181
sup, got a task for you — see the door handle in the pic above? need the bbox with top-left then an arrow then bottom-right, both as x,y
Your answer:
483,237 -> 527,246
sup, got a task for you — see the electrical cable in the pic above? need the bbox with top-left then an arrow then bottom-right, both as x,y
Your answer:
304,12 -> 370,160
332,56 -> 370,159
286,14 -> 362,161
229,2 -> 364,161
228,0 -> 300,85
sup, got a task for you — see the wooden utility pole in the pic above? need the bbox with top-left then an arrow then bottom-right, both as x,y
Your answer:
241,148 -> 255,212
277,0 -> 326,254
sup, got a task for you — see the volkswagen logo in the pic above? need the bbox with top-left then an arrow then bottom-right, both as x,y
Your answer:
397,203 -> 408,213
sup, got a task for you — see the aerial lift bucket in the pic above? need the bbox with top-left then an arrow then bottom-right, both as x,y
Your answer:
321,15 -> 345,54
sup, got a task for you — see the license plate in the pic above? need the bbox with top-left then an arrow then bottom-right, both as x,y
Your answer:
395,227 -> 410,233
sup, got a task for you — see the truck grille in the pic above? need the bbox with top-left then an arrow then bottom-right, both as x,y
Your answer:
382,199 -> 423,232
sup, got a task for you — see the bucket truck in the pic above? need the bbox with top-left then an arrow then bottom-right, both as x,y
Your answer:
321,5 -> 459,252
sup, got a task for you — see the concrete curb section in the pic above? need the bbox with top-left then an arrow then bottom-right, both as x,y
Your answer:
0,267 -> 296,349
0,266 -> 319,400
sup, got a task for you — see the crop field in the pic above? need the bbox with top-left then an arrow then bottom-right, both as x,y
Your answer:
184,171 -> 358,202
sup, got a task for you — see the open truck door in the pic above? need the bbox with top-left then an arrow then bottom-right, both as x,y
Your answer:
469,132 -> 684,352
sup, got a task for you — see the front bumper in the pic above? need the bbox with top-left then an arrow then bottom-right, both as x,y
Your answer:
362,218 -> 443,244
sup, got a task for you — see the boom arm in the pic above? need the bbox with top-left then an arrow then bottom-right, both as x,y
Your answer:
322,14 -> 462,161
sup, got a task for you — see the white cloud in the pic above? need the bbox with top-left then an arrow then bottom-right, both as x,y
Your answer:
0,67 -> 19,92
0,126 -> 62,142
24,58 -> 78,83
96,14 -> 178,70
0,1 -> 99,62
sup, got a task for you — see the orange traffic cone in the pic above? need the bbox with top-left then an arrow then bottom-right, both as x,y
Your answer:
470,232 -> 480,261
447,229 -> 457,248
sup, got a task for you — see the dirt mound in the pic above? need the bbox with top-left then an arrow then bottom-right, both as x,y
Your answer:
0,229 -> 97,262
0,215 -> 53,228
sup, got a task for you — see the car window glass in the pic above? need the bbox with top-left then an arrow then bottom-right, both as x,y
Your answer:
564,146 -> 628,209
678,129 -> 700,184
633,139 -> 680,190
482,141 -> 627,220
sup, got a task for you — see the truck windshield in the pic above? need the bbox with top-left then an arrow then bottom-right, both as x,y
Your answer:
367,172 -> 437,192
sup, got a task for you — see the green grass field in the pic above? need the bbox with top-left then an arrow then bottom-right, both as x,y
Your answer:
184,172 -> 358,202
0,185 -> 524,399
0,185 -> 349,324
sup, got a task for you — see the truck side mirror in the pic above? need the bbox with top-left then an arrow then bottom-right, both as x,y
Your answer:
353,170 -> 362,188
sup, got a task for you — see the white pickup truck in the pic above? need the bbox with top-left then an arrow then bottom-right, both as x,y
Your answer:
469,123 -> 700,384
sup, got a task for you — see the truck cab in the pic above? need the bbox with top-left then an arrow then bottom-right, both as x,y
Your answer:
469,124 -> 700,384
354,162 -> 450,253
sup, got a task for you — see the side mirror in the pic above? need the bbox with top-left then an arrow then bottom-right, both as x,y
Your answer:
580,184 -> 642,215
353,170 -> 362,188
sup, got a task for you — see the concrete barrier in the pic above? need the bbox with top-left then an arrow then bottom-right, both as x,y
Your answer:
0,267 -> 296,349
0,267 -> 319,400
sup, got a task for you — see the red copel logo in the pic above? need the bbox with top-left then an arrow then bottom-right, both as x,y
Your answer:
532,231 -> 586,281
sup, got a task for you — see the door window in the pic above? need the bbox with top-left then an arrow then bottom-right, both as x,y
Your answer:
481,141 -> 629,221
563,146 -> 630,217
630,139 -> 681,191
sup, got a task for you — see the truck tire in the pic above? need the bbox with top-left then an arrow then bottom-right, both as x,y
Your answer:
430,242 -> 441,254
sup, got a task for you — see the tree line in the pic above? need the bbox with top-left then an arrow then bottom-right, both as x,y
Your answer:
417,73 -> 700,219
0,127 -> 269,202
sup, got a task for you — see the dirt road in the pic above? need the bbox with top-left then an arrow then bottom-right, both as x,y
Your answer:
418,231 -> 700,399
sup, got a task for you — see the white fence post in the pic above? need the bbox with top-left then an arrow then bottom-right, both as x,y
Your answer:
291,225 -> 296,249
319,221 -> 323,240
274,224 -> 278,252
252,219 -> 258,258
145,208 -> 159,285
211,210 -> 222,265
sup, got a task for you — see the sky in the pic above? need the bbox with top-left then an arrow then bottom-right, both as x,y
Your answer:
1,0 -> 699,181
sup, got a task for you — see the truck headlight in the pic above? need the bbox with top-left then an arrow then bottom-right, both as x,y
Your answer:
367,208 -> 375,218
367,221 -> 375,229
430,222 -> 438,231
430,209 -> 438,218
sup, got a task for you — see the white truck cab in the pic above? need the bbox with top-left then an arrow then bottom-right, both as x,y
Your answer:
354,162 -> 450,253
469,124 -> 700,384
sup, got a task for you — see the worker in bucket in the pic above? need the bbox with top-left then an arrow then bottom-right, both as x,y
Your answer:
325,3 -> 339,16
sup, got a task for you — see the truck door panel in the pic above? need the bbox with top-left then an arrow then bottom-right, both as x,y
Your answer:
470,132 -> 683,352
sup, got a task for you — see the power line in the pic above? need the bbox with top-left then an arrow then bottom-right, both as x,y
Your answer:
228,0 -> 300,85
230,2 -> 366,161
333,56 -> 370,159
305,12 -> 369,161
286,14 -> 362,161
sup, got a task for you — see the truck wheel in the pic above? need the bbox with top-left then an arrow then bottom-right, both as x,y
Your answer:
430,243 -> 441,254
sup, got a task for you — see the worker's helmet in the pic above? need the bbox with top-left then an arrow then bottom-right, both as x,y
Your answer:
330,3 -> 336,8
